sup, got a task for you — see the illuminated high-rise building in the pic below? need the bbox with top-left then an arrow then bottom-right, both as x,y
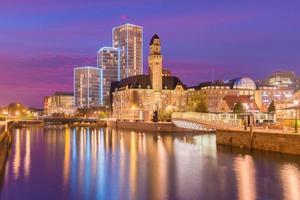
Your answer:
112,23 -> 143,78
97,47 -> 121,106
74,66 -> 101,108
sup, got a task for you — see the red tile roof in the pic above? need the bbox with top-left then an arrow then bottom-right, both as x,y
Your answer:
223,95 -> 259,111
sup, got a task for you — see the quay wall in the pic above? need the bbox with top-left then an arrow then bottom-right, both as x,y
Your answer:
107,120 -> 198,133
216,129 -> 300,155
0,125 -> 10,178
69,120 -> 107,128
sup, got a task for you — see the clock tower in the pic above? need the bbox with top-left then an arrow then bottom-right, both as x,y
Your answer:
148,34 -> 162,91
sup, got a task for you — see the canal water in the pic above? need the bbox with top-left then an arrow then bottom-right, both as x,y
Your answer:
0,126 -> 300,200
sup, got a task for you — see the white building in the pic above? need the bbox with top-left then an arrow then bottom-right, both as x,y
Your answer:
97,47 -> 121,106
112,23 -> 143,78
74,66 -> 101,108
44,92 -> 75,116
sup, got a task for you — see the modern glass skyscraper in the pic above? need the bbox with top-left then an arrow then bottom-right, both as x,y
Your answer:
112,23 -> 143,79
74,66 -> 101,108
97,47 -> 121,106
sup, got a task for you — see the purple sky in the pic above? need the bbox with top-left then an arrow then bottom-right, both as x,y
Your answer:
0,0 -> 300,108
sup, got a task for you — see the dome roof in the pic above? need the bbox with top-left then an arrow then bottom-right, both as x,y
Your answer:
150,34 -> 160,45
233,77 -> 256,90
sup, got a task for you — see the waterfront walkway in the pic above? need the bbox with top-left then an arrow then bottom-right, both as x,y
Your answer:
172,112 -> 299,135
172,112 -> 242,131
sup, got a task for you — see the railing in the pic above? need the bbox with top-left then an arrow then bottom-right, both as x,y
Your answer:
172,112 -> 242,130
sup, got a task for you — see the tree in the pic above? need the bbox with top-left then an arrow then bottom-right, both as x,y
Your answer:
233,101 -> 245,114
268,100 -> 276,114
194,101 -> 208,113
158,109 -> 172,122
98,111 -> 109,119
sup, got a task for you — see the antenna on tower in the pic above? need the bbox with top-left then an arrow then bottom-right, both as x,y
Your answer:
211,67 -> 215,83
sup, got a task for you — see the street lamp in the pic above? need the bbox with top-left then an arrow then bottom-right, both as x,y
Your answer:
294,100 -> 299,133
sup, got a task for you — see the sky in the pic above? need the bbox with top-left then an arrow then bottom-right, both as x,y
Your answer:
0,0 -> 300,108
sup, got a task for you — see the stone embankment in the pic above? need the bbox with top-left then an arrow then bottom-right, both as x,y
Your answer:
0,124 -> 11,181
107,120 -> 199,133
216,129 -> 300,155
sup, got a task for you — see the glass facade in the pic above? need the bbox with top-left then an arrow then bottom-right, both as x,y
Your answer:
112,23 -> 143,79
74,67 -> 101,108
233,77 -> 257,90
97,47 -> 121,106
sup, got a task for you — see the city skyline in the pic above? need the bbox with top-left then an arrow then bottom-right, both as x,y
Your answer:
1,1 -> 300,107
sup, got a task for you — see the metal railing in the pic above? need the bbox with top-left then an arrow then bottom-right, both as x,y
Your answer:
172,112 -> 242,130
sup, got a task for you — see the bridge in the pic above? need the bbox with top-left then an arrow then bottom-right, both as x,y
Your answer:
172,112 -> 243,131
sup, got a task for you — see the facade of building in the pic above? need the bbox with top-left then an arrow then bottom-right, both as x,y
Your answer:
112,23 -> 143,79
217,95 -> 259,113
44,92 -> 75,116
97,47 -> 121,106
265,71 -> 296,89
276,90 -> 300,119
188,77 -> 293,113
74,66 -> 101,108
111,34 -> 187,121
255,85 -> 293,112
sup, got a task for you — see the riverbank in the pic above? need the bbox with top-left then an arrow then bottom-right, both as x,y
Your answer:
0,125 -> 10,187
68,120 -> 107,128
216,129 -> 300,155
107,119 -> 201,133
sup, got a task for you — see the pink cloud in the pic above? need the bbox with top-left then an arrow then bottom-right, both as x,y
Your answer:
0,54 -> 94,107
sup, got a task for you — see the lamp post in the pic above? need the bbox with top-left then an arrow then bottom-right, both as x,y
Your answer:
294,100 -> 299,133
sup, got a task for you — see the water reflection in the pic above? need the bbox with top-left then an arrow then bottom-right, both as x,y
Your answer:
0,135 -> 9,193
234,155 -> 256,200
280,164 -> 300,200
12,129 -> 20,180
24,129 -> 31,180
63,128 -> 70,188
1,127 -> 300,199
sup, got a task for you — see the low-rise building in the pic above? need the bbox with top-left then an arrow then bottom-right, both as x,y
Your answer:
44,92 -> 75,116
265,71 -> 296,89
276,90 -> 300,119
217,95 -> 259,113
188,77 -> 257,112
255,85 -> 293,112
188,77 -> 293,113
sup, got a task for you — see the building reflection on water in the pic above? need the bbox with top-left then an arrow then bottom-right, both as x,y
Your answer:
13,129 -> 20,180
1,126 -> 300,199
234,155 -> 256,200
280,163 -> 300,200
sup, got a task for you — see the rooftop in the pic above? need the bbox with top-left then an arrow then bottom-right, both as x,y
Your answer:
54,92 -> 74,96
110,75 -> 186,92
150,34 -> 160,45
222,95 -> 259,110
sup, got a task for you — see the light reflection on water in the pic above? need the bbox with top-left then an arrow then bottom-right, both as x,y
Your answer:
0,126 -> 300,199
234,155 -> 256,200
